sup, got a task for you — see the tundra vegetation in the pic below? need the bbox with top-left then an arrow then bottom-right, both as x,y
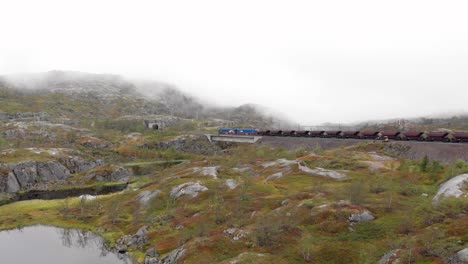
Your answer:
0,74 -> 466,264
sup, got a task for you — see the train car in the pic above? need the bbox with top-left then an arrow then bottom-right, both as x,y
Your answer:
323,131 -> 342,138
258,130 -> 271,136
381,131 -> 402,140
309,131 -> 326,137
341,131 -> 361,139
452,132 -> 468,143
282,130 -> 297,137
295,130 -> 311,137
218,128 -> 258,135
401,131 -> 425,141
360,131 -> 380,139
425,132 -> 450,142
218,128 -> 235,134
235,128 -> 259,135
269,130 -> 284,136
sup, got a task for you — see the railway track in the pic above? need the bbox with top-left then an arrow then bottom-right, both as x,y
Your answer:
258,133 -> 468,144
258,136 -> 468,162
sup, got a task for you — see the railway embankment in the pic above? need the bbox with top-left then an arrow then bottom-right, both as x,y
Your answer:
259,136 -> 468,162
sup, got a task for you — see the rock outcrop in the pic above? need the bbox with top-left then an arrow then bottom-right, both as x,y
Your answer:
85,166 -> 132,182
224,179 -> 239,190
348,210 -> 375,223
433,174 -> 468,204
265,172 -> 283,181
170,182 -> 208,198
0,171 -> 20,193
115,226 -> 148,252
193,166 -> 218,179
2,161 -> 70,189
59,156 -> 105,174
144,246 -> 185,264
378,250 -> 401,264
0,156 -> 124,193
299,165 -> 347,179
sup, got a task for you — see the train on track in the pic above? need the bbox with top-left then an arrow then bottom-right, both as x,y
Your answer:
218,128 -> 468,143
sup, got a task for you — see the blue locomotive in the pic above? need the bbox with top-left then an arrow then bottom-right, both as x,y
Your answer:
218,128 -> 259,135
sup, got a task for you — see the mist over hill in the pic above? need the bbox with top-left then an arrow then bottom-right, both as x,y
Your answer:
0,71 -> 294,128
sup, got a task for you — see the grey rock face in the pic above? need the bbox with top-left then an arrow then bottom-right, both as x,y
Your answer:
0,157 -> 104,193
59,156 -> 104,174
9,161 -> 71,188
85,166 -> 132,182
145,246 -> 185,264
10,161 -> 38,188
0,172 -> 20,193
115,226 -> 148,252
37,161 -> 70,181
5,173 -> 20,193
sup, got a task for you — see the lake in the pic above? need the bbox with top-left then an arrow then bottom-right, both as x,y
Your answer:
0,225 -> 132,264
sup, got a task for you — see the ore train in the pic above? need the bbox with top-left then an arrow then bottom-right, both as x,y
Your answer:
218,128 -> 468,143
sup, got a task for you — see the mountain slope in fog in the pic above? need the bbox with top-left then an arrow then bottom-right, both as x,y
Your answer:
0,71 -> 288,127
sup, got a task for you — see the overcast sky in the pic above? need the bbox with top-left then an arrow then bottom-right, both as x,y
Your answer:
1,0 -> 467,124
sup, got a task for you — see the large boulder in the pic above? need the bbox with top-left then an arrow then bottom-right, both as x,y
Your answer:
348,210 -> 375,223
433,174 -> 468,204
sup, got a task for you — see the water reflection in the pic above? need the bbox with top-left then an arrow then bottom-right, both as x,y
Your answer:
0,225 -> 132,264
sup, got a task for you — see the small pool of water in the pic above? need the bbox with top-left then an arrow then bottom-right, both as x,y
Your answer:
0,225 -> 132,264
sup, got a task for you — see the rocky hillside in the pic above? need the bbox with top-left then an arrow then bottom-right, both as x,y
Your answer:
0,137 -> 466,263
0,71 -> 287,128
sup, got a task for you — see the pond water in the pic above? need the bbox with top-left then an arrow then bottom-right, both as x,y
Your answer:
0,225 -> 132,264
